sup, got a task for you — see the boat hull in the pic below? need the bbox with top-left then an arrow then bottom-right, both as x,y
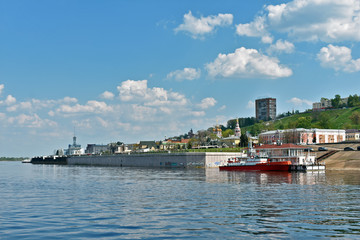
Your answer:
219,162 -> 292,172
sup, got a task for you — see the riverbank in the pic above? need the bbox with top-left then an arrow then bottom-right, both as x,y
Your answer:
0,157 -> 27,161
315,143 -> 360,170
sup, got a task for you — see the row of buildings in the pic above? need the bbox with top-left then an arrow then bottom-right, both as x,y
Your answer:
59,127 -> 360,156
312,97 -> 349,111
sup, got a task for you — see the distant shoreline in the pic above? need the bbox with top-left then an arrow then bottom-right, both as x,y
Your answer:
0,157 -> 28,161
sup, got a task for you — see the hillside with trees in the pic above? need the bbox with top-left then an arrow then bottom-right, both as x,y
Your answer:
244,106 -> 360,136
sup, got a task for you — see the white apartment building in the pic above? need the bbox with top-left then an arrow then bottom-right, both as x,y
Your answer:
259,128 -> 345,145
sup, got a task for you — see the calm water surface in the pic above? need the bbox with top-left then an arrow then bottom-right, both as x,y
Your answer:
1,161 -> 360,239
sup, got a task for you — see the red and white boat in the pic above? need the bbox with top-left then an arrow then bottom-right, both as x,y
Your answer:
219,143 -> 318,171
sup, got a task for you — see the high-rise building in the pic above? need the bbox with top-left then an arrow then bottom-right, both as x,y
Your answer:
255,98 -> 276,121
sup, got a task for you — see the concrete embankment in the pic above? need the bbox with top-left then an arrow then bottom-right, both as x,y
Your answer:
67,152 -> 243,168
316,143 -> 360,170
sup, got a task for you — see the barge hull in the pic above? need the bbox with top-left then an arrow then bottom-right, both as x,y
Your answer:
219,164 -> 291,171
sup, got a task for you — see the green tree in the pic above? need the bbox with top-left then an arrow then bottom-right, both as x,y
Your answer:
331,94 -> 341,108
278,121 -> 285,130
240,132 -> 248,147
350,111 -> 360,125
296,116 -> 312,128
222,129 -> 234,138
348,94 -> 360,107
286,120 -> 297,129
250,122 -> 264,135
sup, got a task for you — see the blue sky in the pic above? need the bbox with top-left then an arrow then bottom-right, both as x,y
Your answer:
1,0 -> 360,156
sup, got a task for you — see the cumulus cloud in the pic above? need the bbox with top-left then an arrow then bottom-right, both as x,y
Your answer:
0,84 -> 4,95
117,79 -> 188,106
267,39 -> 295,54
56,101 -> 113,114
205,47 -> 293,79
167,68 -> 201,81
100,91 -> 115,100
198,97 -> 217,109
7,114 -> 57,128
287,97 -> 312,107
317,44 -> 360,72
237,0 -> 360,42
3,97 -> 79,114
5,95 -> 16,105
175,11 -> 233,39
236,16 -> 273,43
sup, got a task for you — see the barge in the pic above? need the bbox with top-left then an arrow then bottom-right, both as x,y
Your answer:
30,155 -> 68,165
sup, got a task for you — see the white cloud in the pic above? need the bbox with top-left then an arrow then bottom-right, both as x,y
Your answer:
167,68 -> 201,81
100,91 -> 115,100
2,97 -> 79,114
198,97 -> 217,109
175,11 -> 233,39
117,79 -> 188,106
317,44 -> 360,72
287,97 -> 312,106
205,47 -> 293,79
117,80 -> 148,102
236,16 -> 273,43
96,116 -> 109,128
190,111 -> 206,117
237,0 -> 360,42
63,97 -> 78,103
267,39 -> 295,54
131,104 -> 157,121
0,112 -> 6,119
247,100 -> 255,109
0,84 -> 4,95
5,95 -> 16,105
56,100 -> 113,114
7,114 -> 57,128
31,97 -> 77,110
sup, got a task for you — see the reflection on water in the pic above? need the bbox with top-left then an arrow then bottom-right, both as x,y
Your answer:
1,162 -> 360,239
205,168 -> 329,185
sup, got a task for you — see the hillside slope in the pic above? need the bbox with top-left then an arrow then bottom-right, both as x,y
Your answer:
244,107 -> 360,135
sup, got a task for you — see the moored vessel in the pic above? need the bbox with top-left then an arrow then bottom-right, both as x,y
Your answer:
30,155 -> 68,165
220,142 -> 324,172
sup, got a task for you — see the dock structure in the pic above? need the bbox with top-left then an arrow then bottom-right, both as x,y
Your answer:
289,164 -> 325,171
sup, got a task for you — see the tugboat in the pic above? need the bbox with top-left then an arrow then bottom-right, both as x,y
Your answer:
220,141 -> 322,172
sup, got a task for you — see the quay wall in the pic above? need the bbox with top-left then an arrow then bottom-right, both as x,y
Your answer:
67,152 -> 244,168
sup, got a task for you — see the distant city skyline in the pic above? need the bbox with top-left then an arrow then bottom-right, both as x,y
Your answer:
1,0 -> 360,156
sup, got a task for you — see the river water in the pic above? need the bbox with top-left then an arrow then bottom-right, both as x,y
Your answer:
1,161 -> 360,239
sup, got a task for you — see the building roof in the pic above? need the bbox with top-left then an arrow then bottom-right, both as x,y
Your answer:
345,129 -> 360,133
259,128 -> 346,135
222,136 -> 240,140
139,141 -> 158,148
255,143 -> 307,150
